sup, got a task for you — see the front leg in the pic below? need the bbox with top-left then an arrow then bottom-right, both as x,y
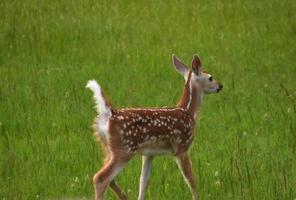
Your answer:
138,156 -> 154,200
175,153 -> 198,200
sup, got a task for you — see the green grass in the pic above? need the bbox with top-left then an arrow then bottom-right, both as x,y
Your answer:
0,0 -> 295,199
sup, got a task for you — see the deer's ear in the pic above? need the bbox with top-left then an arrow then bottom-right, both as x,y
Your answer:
172,54 -> 189,79
192,54 -> 202,76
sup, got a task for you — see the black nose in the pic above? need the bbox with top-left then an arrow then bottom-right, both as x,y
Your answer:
217,83 -> 223,92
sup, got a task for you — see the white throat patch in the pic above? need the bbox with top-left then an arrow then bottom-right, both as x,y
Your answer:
186,76 -> 192,110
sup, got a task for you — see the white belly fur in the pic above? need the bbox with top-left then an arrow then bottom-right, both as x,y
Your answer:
139,148 -> 173,156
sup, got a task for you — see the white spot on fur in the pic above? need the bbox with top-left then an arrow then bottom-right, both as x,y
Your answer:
173,129 -> 182,134
176,137 -> 182,144
144,135 -> 150,141
117,116 -> 125,120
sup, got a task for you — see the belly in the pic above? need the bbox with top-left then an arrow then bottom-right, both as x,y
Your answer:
137,142 -> 174,156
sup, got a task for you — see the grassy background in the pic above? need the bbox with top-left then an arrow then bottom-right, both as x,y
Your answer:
0,0 -> 295,199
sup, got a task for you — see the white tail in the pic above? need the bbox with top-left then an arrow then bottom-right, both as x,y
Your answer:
86,80 -> 111,115
87,54 -> 223,200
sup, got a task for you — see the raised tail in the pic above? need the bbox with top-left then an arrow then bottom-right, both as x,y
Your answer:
86,80 -> 112,115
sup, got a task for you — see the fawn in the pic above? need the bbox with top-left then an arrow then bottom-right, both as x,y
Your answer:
86,54 -> 223,200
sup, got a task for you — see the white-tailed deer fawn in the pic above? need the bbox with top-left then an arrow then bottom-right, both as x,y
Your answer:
86,54 -> 223,200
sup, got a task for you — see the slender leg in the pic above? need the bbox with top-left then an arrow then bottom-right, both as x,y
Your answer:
101,153 -> 128,199
110,180 -> 128,200
175,153 -> 198,200
93,156 -> 127,200
138,156 -> 154,200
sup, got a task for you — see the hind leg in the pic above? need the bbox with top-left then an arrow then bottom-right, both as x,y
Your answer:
102,153 -> 129,200
110,180 -> 128,200
93,156 -> 126,200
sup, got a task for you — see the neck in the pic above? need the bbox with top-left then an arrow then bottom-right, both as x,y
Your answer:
177,72 -> 203,118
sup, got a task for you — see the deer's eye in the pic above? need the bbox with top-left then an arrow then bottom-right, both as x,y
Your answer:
209,76 -> 213,81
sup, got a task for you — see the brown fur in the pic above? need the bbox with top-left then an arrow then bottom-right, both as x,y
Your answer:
89,54 -> 222,200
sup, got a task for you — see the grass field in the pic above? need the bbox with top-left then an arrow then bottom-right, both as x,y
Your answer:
0,0 -> 295,199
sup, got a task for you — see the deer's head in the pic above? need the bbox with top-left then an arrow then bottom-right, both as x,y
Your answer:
172,54 -> 223,94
